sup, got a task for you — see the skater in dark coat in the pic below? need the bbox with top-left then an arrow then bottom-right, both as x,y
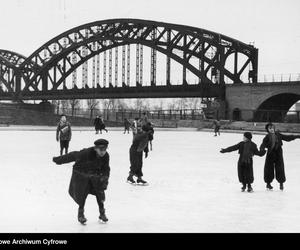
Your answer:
94,116 -> 108,134
56,115 -> 72,156
220,132 -> 265,192
52,139 -> 110,224
123,118 -> 131,134
127,124 -> 151,185
259,123 -> 300,190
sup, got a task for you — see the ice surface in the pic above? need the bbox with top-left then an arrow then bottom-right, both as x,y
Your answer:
0,129 -> 300,233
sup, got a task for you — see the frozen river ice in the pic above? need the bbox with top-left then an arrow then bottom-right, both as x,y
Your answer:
0,129 -> 300,233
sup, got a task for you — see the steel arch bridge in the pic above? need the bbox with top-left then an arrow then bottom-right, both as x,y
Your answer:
0,18 -> 258,101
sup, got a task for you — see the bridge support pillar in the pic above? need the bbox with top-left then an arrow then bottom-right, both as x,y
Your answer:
42,74 -> 48,91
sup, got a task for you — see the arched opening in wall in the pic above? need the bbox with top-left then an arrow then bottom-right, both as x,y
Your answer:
232,108 -> 241,121
253,93 -> 300,122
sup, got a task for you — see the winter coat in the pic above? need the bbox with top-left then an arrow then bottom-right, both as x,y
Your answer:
56,121 -> 72,141
222,141 -> 265,183
124,119 -> 131,129
94,117 -> 105,130
53,147 -> 110,205
259,132 -> 300,183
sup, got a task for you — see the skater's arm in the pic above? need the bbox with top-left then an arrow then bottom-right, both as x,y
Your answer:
101,154 -> 110,178
220,143 -> 241,153
52,151 -> 80,165
279,133 -> 300,142
253,144 -> 266,156
259,136 -> 268,151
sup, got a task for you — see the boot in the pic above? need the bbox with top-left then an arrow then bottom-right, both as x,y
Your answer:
99,209 -> 108,222
279,183 -> 284,190
241,183 -> 246,192
247,184 -> 253,193
127,174 -> 135,184
78,208 -> 87,224
137,178 -> 148,185
266,183 -> 273,190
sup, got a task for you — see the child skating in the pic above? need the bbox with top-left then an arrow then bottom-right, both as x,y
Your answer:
260,123 -> 300,191
52,139 -> 110,224
220,132 -> 265,192
56,114 -> 72,156
123,118 -> 131,134
127,124 -> 152,185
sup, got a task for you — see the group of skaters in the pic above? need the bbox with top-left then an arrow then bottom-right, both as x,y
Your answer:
220,123 -> 300,193
54,113 -> 300,225
54,112 -> 154,224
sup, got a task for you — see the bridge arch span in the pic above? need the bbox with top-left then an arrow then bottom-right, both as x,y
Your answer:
18,18 -> 258,96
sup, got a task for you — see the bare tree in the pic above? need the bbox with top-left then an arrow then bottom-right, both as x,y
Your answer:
51,100 -> 60,114
87,99 -> 99,119
68,99 -> 81,116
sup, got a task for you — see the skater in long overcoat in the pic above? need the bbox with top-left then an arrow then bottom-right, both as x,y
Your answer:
123,118 -> 131,134
220,132 -> 265,192
259,123 -> 300,190
127,124 -> 151,185
94,116 -> 108,134
52,139 -> 110,224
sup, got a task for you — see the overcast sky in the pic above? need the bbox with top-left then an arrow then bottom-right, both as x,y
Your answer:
0,0 -> 300,76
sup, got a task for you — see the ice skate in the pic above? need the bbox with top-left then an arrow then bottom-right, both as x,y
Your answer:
247,184 -> 253,193
99,210 -> 108,223
266,183 -> 273,190
127,175 -> 136,185
137,178 -> 149,186
78,208 -> 87,225
280,183 -> 284,191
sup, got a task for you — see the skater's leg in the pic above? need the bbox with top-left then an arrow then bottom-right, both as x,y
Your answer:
241,183 -> 246,192
96,192 -> 108,222
274,153 -> 286,186
136,154 -> 148,184
264,156 -> 275,188
59,141 -> 64,156
247,183 -> 253,192
78,199 -> 87,224
65,141 -> 69,155
128,148 -> 139,183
